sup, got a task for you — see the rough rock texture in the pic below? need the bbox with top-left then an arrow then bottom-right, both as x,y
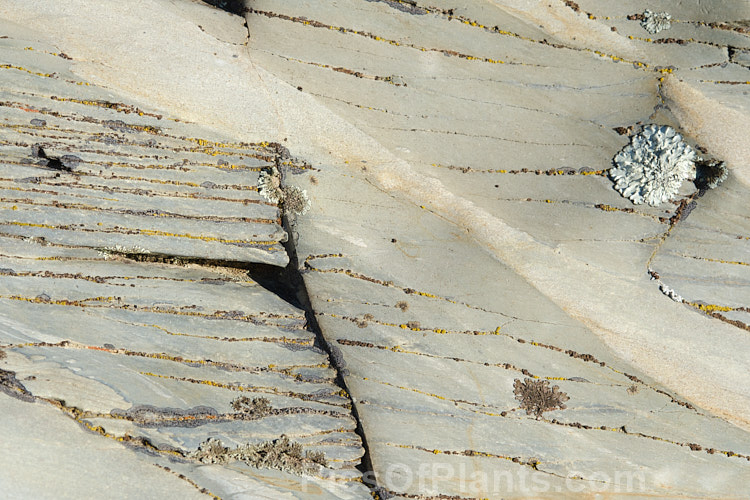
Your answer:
1,0 -> 750,498
0,61 -> 293,264
0,15 -> 366,498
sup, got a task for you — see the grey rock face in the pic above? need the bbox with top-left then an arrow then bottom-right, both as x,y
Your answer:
1,0 -> 750,499
0,21 -> 367,499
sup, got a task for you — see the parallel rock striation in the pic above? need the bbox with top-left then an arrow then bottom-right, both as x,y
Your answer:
1,0 -> 749,498
0,22 -> 366,499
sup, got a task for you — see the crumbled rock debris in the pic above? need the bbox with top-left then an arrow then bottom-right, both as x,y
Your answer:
98,245 -> 151,259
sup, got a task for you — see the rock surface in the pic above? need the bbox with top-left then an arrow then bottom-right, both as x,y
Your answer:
1,0 -> 749,498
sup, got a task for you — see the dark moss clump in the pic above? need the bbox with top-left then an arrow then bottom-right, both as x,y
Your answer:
190,435 -> 327,475
694,159 -> 728,190
513,378 -> 569,419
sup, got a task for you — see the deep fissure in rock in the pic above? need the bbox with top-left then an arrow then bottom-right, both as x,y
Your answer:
278,213 -> 381,493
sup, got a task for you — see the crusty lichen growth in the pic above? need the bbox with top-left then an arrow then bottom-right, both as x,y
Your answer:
258,167 -> 283,204
610,124 -> 696,206
190,435 -> 326,475
98,244 -> 150,260
0,349 -> 5,360
238,435 -> 327,474
190,437 -> 229,464
514,378 -> 570,419
280,185 -> 311,216
231,396 -> 272,418
641,9 -> 671,34
257,167 -> 311,216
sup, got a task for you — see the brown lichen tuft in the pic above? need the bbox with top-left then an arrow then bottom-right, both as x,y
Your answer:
0,349 -> 5,360
563,0 -> 580,12
513,378 -> 569,418
355,318 -> 369,328
396,301 -> 409,312
306,449 -> 327,466
231,396 -> 272,418
627,384 -> 639,395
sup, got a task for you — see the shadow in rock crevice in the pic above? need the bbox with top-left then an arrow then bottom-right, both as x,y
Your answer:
201,0 -> 246,16
280,214 -> 384,497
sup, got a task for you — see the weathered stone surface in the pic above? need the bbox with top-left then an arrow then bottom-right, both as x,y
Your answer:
0,8 -> 368,496
0,34 -> 292,265
238,0 -> 750,497
0,236 -> 366,497
0,394 -> 208,499
651,178 -> 750,328
1,0 -> 749,498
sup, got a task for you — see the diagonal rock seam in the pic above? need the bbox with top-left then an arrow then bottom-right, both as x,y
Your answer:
199,0 -> 383,489
207,0 -> 750,477
199,1 -> 382,489
278,212 -> 382,497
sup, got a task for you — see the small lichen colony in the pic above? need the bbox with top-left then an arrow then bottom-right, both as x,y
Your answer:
514,378 -> 570,419
610,125 -> 697,206
231,396 -> 272,418
641,10 -> 672,34
281,185 -> 311,216
258,166 -> 311,216
258,167 -> 283,204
